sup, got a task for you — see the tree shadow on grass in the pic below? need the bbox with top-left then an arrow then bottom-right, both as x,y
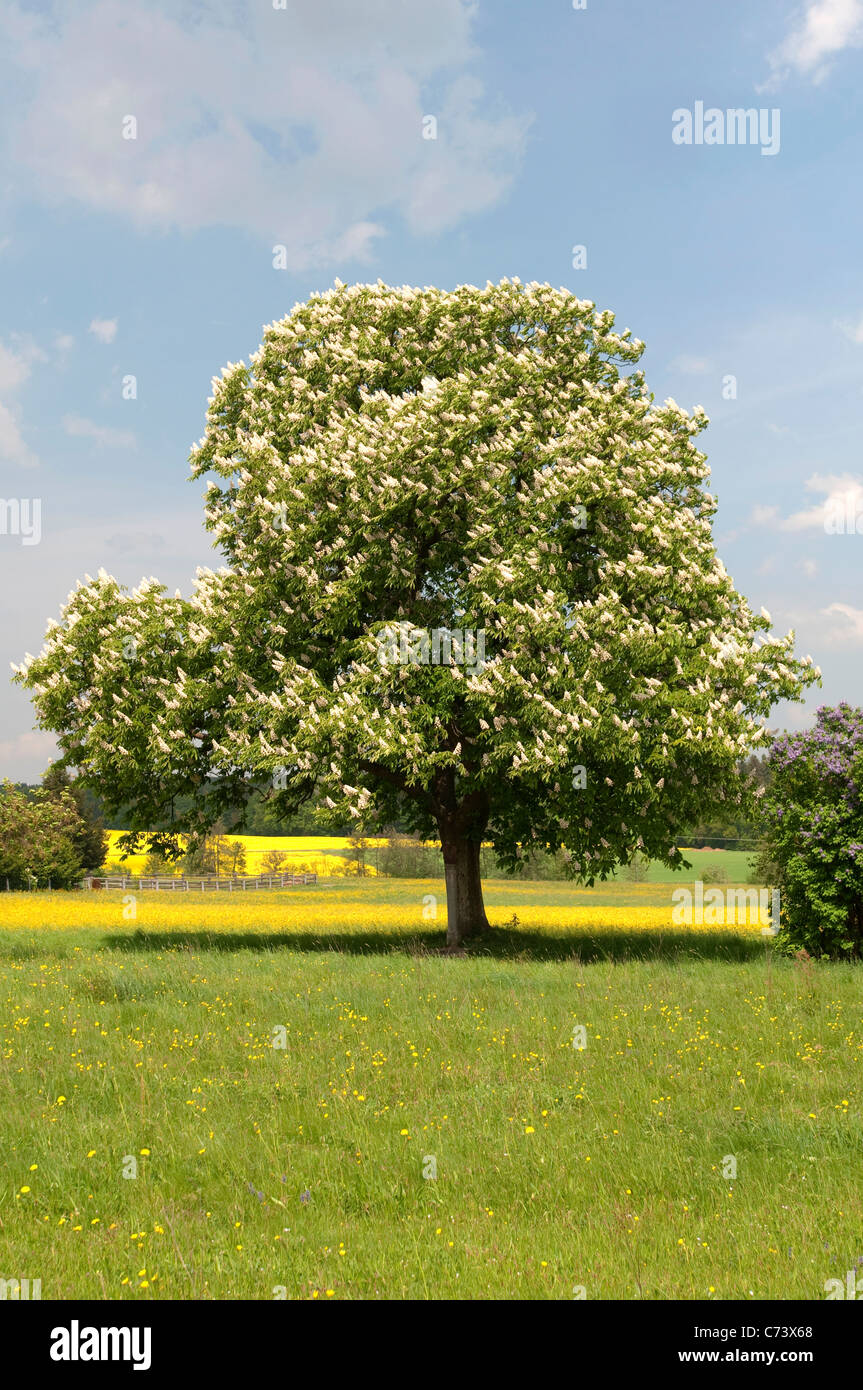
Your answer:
100,927 -> 771,964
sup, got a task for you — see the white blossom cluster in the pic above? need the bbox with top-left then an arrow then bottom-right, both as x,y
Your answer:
14,280 -> 819,871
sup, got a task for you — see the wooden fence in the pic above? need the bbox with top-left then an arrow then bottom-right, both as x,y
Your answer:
81,872 -> 317,892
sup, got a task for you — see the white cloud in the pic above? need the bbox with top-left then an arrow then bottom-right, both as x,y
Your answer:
0,337 -> 43,466
669,354 -> 711,375
752,473 -> 863,531
0,400 -> 37,467
88,317 -> 117,344
0,341 -> 33,393
836,312 -> 863,343
0,0 -> 530,269
62,414 -> 135,448
776,472 -> 863,530
767,0 -> 863,83
822,601 -> 863,642
798,557 -> 818,576
0,729 -> 58,779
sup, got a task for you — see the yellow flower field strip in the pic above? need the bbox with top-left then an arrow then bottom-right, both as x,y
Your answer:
0,897 -> 769,932
102,830 -> 379,874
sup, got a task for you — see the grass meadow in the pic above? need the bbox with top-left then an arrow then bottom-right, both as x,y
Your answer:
1,874 -> 861,1301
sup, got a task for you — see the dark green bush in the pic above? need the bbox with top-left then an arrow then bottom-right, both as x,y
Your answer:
760,703 -> 863,958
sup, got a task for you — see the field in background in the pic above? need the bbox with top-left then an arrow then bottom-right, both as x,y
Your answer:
102,831 -> 381,877
102,831 -> 755,885
1,877 -> 770,936
1,875 -> 860,1301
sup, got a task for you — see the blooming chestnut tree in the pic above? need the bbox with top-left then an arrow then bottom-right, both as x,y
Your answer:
759,704 -> 863,958
14,280 -> 818,944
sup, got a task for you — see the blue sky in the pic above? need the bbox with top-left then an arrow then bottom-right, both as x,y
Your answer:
2,0 -> 862,780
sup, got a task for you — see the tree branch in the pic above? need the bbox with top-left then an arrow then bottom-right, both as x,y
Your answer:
357,758 -> 434,811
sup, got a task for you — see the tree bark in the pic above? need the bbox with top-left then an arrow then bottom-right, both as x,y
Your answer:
441,833 -> 489,947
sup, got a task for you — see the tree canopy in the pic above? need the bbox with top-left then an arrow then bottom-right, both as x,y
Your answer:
41,764 -> 108,872
13,279 -> 819,942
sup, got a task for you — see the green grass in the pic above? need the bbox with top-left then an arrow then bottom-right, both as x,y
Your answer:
618,847 -> 756,883
0,876 -> 860,1301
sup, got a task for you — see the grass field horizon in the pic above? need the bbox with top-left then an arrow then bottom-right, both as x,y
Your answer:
2,875 -> 860,1301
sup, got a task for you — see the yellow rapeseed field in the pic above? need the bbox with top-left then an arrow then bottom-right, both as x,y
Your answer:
0,882 -> 770,933
102,830 -> 384,876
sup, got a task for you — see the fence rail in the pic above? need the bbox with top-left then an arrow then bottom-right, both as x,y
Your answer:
82,872 -> 317,892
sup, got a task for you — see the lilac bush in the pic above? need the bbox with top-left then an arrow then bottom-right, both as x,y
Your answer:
762,703 -> 863,958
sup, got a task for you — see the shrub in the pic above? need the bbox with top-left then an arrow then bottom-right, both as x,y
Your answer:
760,703 -> 863,958
622,854 -> 649,883
701,863 -> 728,884
0,780 -> 88,889
142,853 -> 181,877
378,832 -> 443,878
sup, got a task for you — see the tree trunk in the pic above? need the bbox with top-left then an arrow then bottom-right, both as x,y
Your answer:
442,834 -> 489,947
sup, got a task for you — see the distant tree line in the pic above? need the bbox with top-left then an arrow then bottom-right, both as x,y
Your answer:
77,785 -> 356,837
